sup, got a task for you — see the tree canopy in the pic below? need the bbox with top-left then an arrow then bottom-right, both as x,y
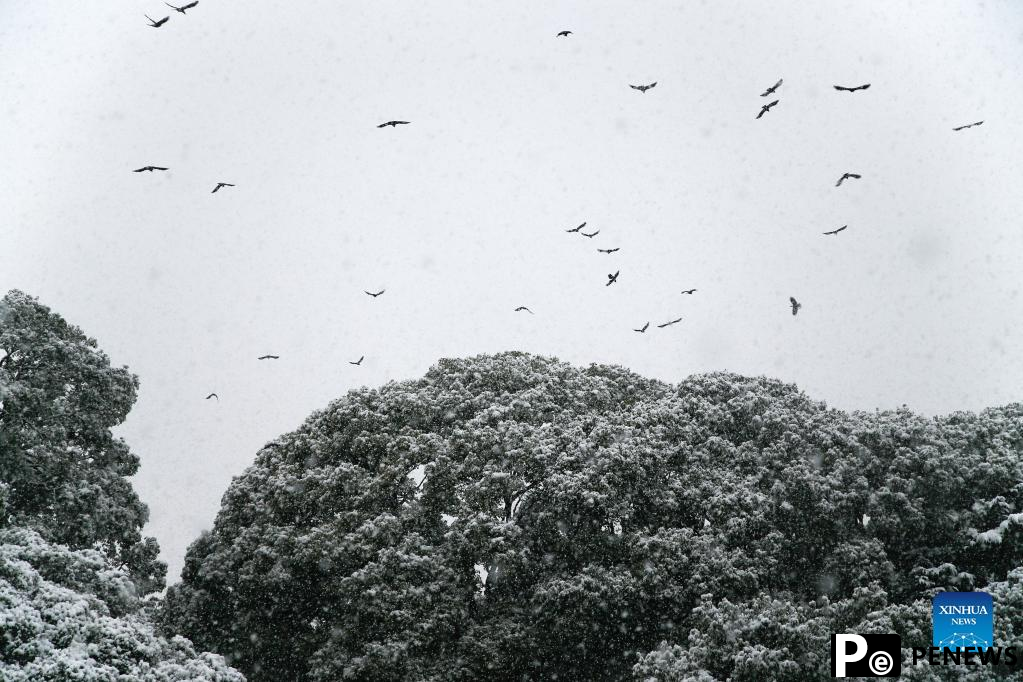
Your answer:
0,289 -> 164,594
164,352 -> 1023,680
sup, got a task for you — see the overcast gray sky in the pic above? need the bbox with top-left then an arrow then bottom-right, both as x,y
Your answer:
3,0 -> 1022,581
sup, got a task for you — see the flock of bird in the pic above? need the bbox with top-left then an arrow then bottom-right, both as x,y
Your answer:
145,1 -> 198,28
130,17 -> 985,399
551,73 -> 862,328
133,165 -> 233,194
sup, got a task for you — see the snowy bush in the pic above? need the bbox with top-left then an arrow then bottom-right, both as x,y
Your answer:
0,527 -> 244,681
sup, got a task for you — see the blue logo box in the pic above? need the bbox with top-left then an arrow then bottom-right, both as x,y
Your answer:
932,591 -> 993,650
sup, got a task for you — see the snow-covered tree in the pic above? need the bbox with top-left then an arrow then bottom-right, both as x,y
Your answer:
160,353 -> 1022,681
0,527 -> 244,681
0,290 -> 164,594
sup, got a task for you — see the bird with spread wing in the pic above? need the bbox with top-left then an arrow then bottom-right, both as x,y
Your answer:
629,82 -> 657,93
757,100 -> 779,119
761,78 -> 782,97
166,2 -> 198,13
953,121 -> 983,131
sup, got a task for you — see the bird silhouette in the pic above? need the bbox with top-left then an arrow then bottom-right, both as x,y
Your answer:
349,356 -> 364,366
514,306 -> 534,314
378,121 -> 410,128
657,317 -> 682,328
133,166 -> 168,172
258,354 -> 279,360
757,100 -> 779,119
835,173 -> 861,187
166,1 -> 198,13
761,78 -> 783,97
205,392 -> 218,401
789,297 -> 802,315
565,222 -> 586,233
580,230 -> 600,238
629,82 -> 657,93
145,15 -> 169,28
680,288 -> 697,295
634,322 -> 649,333
833,84 -> 870,92
211,182 -> 234,193
953,121 -> 983,131
598,248 -> 620,254
365,289 -> 386,298
557,30 -> 572,37
606,271 -> 620,286
823,225 -> 848,235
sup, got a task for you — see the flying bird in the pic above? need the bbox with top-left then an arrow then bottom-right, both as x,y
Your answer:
378,120 -> 410,128
953,120 -> 983,131
597,248 -> 620,254
166,1 -> 198,13
634,322 -> 649,333
606,271 -> 620,286
629,82 -> 657,93
258,354 -> 279,360
557,30 -> 572,37
823,225 -> 848,236
833,84 -> 870,92
211,182 -> 235,193
835,173 -> 861,187
205,393 -> 218,401
757,100 -> 779,119
580,230 -> 600,238
680,289 -> 697,295
657,317 -> 682,328
349,356 -> 364,366
133,166 -> 168,172
761,78 -> 783,97
514,306 -> 534,314
365,289 -> 386,298
145,15 -> 169,28
565,222 -> 586,233
789,297 -> 802,316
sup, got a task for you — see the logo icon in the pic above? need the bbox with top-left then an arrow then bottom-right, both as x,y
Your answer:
932,592 -> 993,650
831,634 -> 902,677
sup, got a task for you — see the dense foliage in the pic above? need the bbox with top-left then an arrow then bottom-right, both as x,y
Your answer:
0,290 -> 164,594
0,527 -> 244,682
164,352 -> 1023,680
1,290 -> 243,681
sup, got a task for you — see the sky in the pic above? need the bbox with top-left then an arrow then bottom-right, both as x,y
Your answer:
2,0 -> 1022,581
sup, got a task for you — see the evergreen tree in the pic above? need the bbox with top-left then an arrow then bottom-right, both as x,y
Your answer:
0,290 -> 165,594
164,352 -> 1023,680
